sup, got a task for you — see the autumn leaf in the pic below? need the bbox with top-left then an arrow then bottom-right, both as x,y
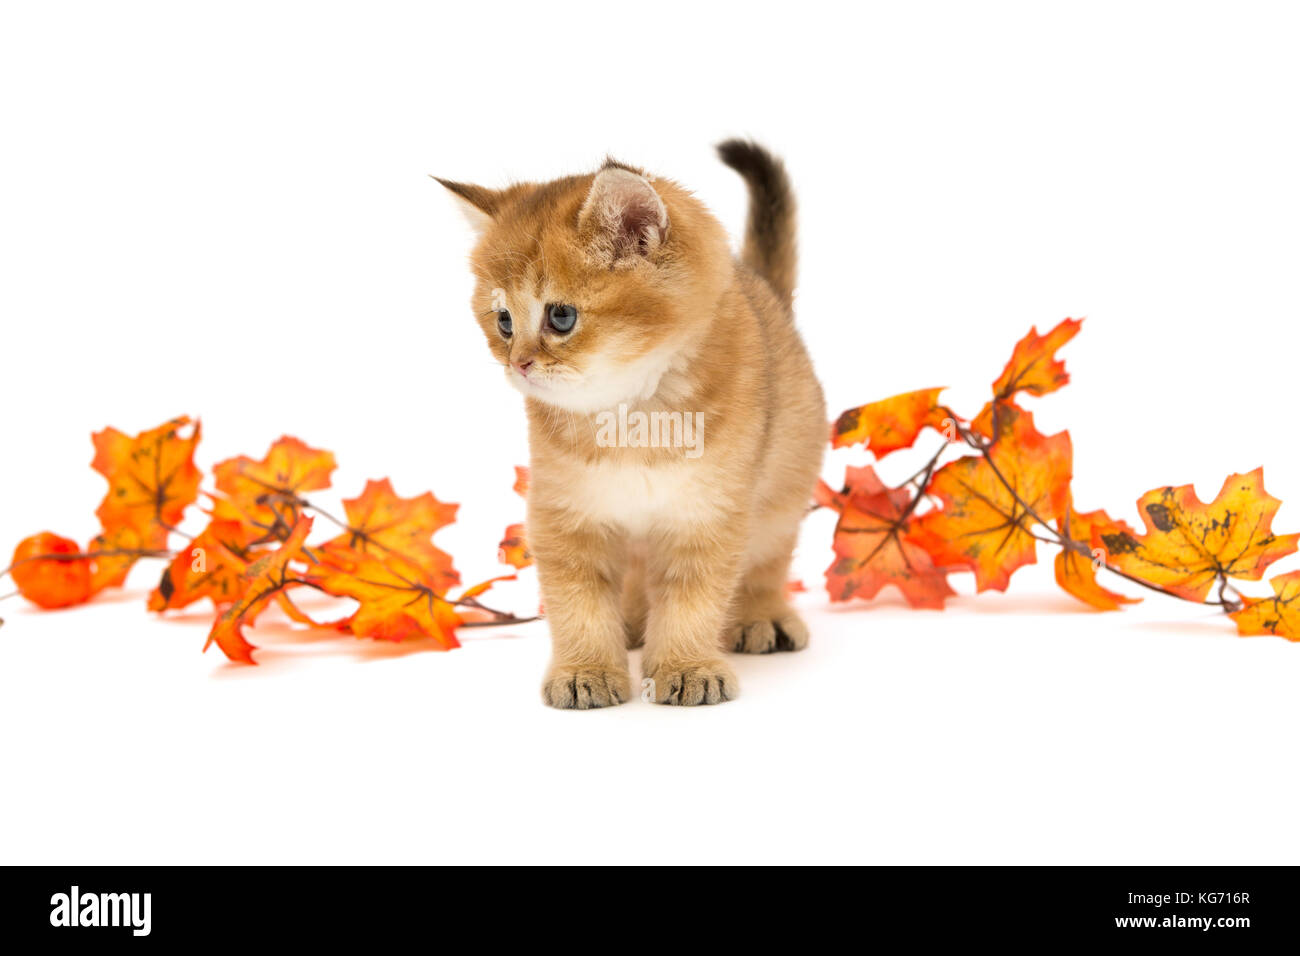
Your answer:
272,591 -> 341,629
972,314 -> 1080,440
824,465 -> 956,609
205,516 -> 313,664
911,414 -> 1073,592
149,519 -> 254,612
814,479 -> 844,512
87,524 -> 169,594
1090,468 -> 1298,603
92,417 -> 202,539
325,478 -> 459,588
460,574 -> 516,601
971,398 -> 1042,442
211,436 -> 336,541
498,522 -> 533,570
306,543 -> 461,648
816,465 -> 892,513
1231,570 -> 1300,641
831,387 -> 954,456
1055,503 -> 1141,611
991,317 -> 1082,401
498,466 -> 532,569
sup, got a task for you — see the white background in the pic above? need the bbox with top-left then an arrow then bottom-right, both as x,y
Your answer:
2,1 -> 1298,864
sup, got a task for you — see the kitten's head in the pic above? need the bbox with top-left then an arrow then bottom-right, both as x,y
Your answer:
437,160 -> 729,413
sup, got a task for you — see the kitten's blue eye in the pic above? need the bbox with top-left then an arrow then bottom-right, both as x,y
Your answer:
546,303 -> 578,334
497,310 -> 513,337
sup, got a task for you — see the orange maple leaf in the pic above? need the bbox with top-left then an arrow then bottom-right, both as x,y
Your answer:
815,464 -> 891,512
498,522 -> 533,570
205,515 -> 313,664
92,417 -> 202,540
513,466 -> 530,498
1231,570 -> 1300,641
824,465 -> 956,609
1089,468 -> 1299,603
970,315 -> 1080,441
306,543 -> 462,648
460,574 -> 516,602
831,387 -> 954,456
211,436 -> 336,541
971,399 -> 1043,442
911,414 -> 1073,592
85,524 -> 170,595
814,479 -> 845,512
149,519 -> 255,612
991,317 -> 1082,401
1055,502 -> 1141,611
325,478 -> 459,588
498,466 -> 533,569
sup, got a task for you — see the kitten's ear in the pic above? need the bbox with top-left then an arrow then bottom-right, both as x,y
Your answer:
432,177 -> 502,234
578,165 -> 669,265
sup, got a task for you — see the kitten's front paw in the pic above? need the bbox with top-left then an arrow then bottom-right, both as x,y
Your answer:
542,664 -> 631,710
644,658 -> 738,705
729,609 -> 810,654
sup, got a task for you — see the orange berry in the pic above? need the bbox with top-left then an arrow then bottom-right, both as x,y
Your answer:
10,532 -> 93,609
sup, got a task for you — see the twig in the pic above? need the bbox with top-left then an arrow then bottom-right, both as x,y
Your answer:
459,615 -> 541,628
0,547 -> 176,579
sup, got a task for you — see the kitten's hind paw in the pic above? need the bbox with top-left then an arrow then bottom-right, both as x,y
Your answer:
644,658 -> 738,705
542,664 -> 631,709
729,611 -> 809,654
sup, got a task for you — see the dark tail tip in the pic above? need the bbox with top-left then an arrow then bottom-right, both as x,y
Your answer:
716,138 -> 775,180
716,139 -> 797,308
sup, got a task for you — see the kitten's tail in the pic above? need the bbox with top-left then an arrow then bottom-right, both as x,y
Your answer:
716,139 -> 797,310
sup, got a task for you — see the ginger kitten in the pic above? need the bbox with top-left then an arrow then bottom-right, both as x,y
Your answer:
438,141 -> 826,707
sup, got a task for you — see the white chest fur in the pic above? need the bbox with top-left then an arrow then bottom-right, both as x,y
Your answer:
546,458 -> 713,534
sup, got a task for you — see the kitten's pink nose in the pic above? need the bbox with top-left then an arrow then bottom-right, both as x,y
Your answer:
514,359 -> 534,376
